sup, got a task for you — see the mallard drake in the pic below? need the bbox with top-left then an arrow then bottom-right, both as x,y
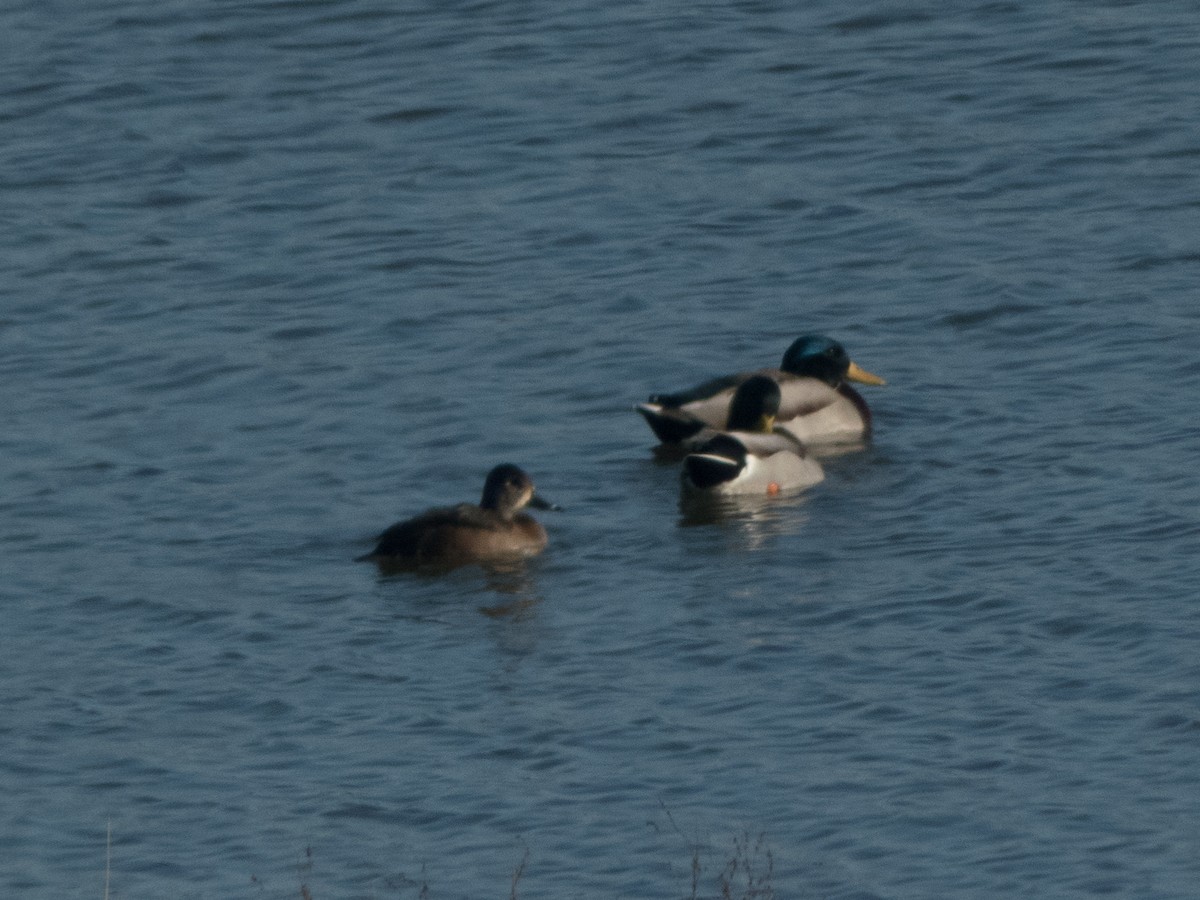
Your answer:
358,464 -> 559,571
681,376 -> 825,495
637,335 -> 885,448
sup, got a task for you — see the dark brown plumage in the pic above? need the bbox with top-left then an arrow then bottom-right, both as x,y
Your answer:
358,464 -> 557,571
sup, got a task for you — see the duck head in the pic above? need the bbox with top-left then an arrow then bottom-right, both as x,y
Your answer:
726,375 -> 781,433
780,335 -> 886,387
481,464 -> 559,518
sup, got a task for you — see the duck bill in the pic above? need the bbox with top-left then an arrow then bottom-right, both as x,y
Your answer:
846,361 -> 886,386
528,494 -> 562,512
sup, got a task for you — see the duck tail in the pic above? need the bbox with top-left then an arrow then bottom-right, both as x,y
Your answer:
682,435 -> 748,490
683,453 -> 741,489
635,403 -> 706,445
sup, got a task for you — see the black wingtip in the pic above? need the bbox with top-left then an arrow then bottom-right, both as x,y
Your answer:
636,404 -> 706,444
683,453 -> 741,489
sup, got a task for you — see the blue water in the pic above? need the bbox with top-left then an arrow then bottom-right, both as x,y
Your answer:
3,1 -> 1199,897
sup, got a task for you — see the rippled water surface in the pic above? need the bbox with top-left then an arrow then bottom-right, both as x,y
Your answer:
3,1 -> 1199,897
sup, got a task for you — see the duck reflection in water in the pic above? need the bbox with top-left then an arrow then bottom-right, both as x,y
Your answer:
677,488 -> 812,551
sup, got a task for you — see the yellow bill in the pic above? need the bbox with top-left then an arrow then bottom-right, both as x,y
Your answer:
846,361 -> 886,386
